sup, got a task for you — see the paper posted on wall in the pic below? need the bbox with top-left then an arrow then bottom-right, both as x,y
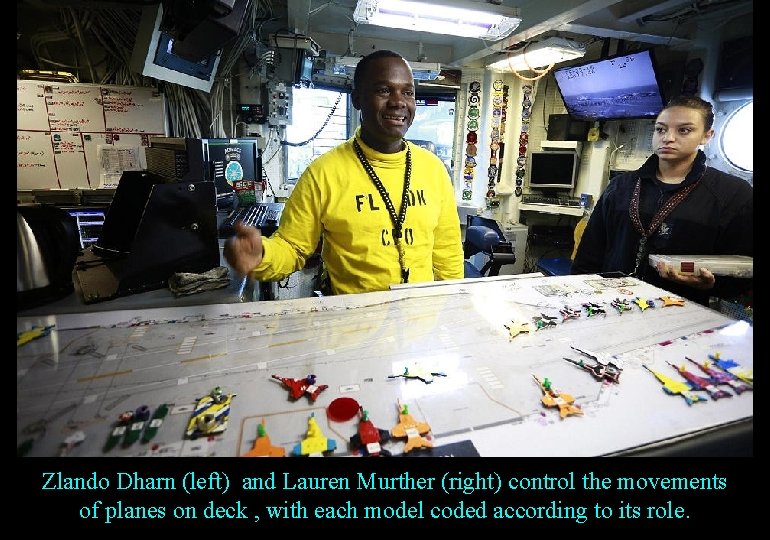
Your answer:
98,145 -> 142,188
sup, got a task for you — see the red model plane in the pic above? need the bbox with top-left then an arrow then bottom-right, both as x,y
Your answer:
272,374 -> 328,402
349,408 -> 391,457
686,356 -> 752,395
666,361 -> 732,400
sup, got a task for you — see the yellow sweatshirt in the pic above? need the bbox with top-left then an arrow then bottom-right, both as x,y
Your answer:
250,131 -> 463,295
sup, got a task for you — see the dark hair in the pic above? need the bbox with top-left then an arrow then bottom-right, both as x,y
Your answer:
662,95 -> 715,130
353,50 -> 407,90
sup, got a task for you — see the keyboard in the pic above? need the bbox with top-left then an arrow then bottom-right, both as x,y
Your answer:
218,202 -> 284,238
521,193 -> 582,207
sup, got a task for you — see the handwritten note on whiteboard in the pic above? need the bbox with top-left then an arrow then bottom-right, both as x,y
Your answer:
102,86 -> 165,134
16,81 -> 48,131
17,131 -> 57,189
46,85 -> 105,132
16,81 -> 166,190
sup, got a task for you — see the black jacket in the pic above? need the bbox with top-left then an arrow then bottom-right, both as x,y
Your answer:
571,151 -> 752,305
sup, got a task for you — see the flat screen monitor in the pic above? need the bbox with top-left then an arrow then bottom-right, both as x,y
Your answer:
528,151 -> 578,191
203,138 -> 262,201
65,207 -> 107,249
553,48 -> 666,122
130,3 -> 221,92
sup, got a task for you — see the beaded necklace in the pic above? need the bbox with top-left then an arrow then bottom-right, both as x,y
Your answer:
629,173 -> 703,276
353,138 -> 412,283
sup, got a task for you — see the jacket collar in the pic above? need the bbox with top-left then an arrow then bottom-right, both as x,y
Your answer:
639,150 -> 707,188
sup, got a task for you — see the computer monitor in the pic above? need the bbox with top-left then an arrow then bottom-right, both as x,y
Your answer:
64,207 -> 107,249
528,151 -> 579,193
204,138 -> 262,207
145,137 -> 262,207
553,48 -> 666,122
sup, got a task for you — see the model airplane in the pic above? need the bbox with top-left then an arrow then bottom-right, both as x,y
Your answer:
185,387 -> 236,439
272,374 -> 328,402
388,366 -> 446,384
59,431 -> 85,457
633,297 -> 654,311
659,295 -> 686,307
564,346 -> 622,384
532,375 -> 583,419
559,306 -> 582,321
243,419 -> 286,457
666,361 -> 732,400
141,404 -> 170,443
103,410 -> 134,452
687,357 -> 753,395
291,414 -> 336,457
17,325 -> 54,347
123,405 -> 151,447
582,302 -> 606,317
533,313 -> 558,330
642,365 -> 706,405
610,297 -> 633,315
503,321 -> 531,339
349,408 -> 391,457
390,401 -> 432,454
707,353 -> 753,385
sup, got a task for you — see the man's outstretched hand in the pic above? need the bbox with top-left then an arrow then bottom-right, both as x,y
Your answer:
223,221 -> 264,276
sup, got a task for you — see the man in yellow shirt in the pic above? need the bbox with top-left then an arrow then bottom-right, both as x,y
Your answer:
224,50 -> 463,295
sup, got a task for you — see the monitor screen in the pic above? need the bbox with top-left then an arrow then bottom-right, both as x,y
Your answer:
529,151 -> 578,190
65,208 -> 107,249
204,138 -> 262,198
553,48 -> 666,122
130,3 -> 221,92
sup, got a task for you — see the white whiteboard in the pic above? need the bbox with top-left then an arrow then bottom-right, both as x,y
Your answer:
16,81 -> 167,190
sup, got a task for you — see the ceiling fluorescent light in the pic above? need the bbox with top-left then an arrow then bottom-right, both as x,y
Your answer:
333,56 -> 442,80
353,0 -> 522,41
488,37 -> 586,72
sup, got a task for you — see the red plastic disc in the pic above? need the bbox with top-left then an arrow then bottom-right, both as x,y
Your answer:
327,397 -> 360,422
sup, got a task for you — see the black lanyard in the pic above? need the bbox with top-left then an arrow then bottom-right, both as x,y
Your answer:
352,139 -> 412,283
629,174 -> 702,276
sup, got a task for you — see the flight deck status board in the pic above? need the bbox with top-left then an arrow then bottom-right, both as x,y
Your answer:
17,274 -> 752,457
17,80 -> 166,190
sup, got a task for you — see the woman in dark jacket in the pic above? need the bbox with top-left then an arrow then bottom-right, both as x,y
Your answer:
571,96 -> 752,305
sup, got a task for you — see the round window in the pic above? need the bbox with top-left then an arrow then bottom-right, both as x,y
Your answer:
719,101 -> 753,173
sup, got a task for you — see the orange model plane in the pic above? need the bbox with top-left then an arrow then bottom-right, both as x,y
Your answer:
390,401 -> 432,454
533,375 -> 583,419
243,419 -> 285,457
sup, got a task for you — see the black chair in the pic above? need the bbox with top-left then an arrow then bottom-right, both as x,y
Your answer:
535,216 -> 588,276
463,215 -> 517,278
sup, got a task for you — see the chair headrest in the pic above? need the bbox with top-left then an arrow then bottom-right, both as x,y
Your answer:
464,225 -> 500,256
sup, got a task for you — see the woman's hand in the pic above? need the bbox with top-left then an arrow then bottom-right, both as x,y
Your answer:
656,261 -> 715,290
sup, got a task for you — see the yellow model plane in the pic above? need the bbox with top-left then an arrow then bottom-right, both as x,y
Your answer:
292,414 -> 336,456
17,325 -> 54,347
186,387 -> 236,439
643,365 -> 706,405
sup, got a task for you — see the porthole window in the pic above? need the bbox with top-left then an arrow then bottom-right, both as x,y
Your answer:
719,100 -> 753,173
